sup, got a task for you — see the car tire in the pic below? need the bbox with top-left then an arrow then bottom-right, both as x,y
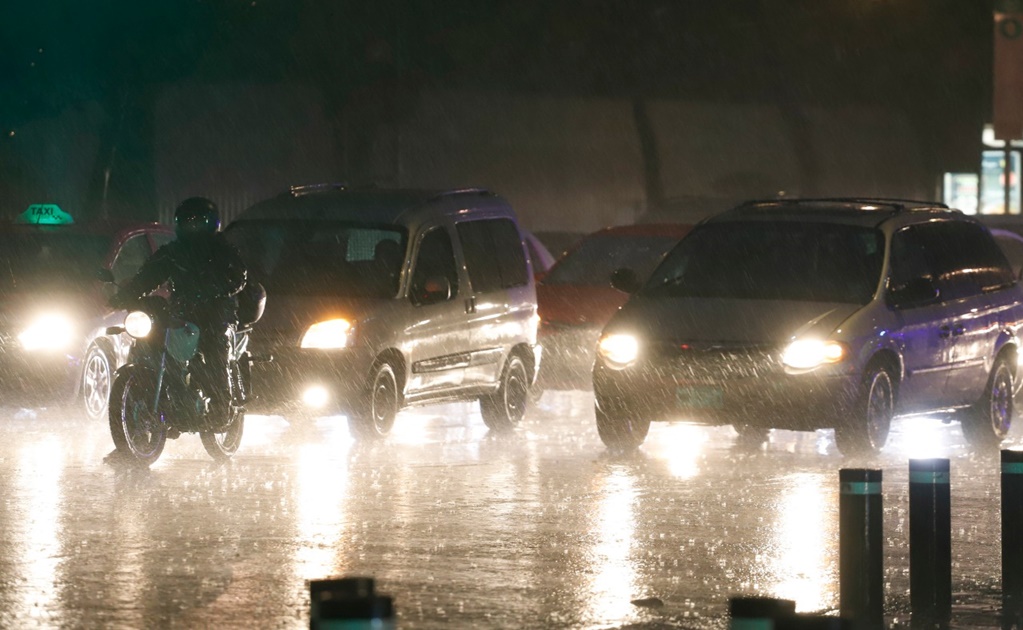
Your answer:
961,354 -> 1013,450
480,354 -> 529,432
595,398 -> 650,451
834,363 -> 895,457
348,362 -> 399,440
82,344 -> 113,422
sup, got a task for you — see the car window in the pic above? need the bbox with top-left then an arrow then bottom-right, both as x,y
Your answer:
644,221 -> 884,303
456,218 -> 529,292
224,220 -> 407,298
543,233 -> 682,286
411,226 -> 459,304
892,222 -> 1015,301
151,232 -> 174,249
111,234 -> 152,284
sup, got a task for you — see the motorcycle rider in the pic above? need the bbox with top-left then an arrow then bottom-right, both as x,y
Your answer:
110,197 -> 247,422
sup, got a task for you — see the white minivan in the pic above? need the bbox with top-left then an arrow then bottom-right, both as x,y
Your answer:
224,184 -> 540,439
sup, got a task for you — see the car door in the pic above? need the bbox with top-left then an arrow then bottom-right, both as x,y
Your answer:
887,225 -> 958,413
403,224 -> 473,394
455,217 -> 535,387
923,222 -> 1019,406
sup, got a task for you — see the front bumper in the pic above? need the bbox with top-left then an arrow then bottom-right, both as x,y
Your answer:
592,351 -> 860,431
246,346 -> 373,416
0,351 -> 81,407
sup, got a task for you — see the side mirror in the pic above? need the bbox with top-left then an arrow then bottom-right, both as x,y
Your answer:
610,267 -> 641,294
888,277 -> 940,309
414,276 -> 452,305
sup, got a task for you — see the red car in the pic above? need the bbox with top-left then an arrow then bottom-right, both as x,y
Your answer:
0,204 -> 173,420
535,223 -> 692,394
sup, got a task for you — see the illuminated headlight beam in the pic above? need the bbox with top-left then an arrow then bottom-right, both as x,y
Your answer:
18,313 -> 76,351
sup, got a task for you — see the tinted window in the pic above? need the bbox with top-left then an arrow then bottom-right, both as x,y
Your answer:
644,221 -> 884,303
892,221 -> 1015,301
456,218 -> 528,292
543,233 -> 682,286
411,227 -> 458,303
224,220 -> 407,298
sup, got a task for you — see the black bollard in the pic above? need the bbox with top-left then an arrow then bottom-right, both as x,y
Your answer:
309,576 -> 395,630
729,596 -> 796,629
909,458 -> 951,628
839,468 -> 884,630
1003,449 -> 1023,629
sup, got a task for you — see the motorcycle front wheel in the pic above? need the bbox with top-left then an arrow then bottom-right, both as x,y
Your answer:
200,408 -> 244,461
109,368 -> 167,466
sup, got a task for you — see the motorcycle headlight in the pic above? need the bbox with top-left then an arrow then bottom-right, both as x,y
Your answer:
124,311 -> 154,339
781,338 -> 847,370
18,313 -> 76,351
597,333 -> 640,368
301,319 -> 353,349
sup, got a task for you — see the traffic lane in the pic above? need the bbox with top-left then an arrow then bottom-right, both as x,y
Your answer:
0,395 -> 1014,628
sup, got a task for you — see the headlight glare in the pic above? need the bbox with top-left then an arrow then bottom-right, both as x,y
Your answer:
598,333 -> 640,368
19,313 -> 75,351
301,319 -> 352,349
782,338 -> 846,370
124,311 -> 154,338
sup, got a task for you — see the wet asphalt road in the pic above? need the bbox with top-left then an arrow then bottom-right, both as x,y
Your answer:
0,390 -> 1017,629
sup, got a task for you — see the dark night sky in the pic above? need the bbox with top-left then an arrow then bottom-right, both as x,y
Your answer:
0,0 -> 1001,219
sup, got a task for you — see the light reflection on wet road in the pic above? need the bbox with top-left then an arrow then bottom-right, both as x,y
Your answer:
0,391 -> 1014,628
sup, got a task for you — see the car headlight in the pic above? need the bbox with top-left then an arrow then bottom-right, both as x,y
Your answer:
781,338 -> 847,370
18,313 -> 76,351
597,333 -> 640,368
124,311 -> 154,339
301,319 -> 353,349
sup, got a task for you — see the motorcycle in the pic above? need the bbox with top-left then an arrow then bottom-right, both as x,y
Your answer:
106,293 -> 268,466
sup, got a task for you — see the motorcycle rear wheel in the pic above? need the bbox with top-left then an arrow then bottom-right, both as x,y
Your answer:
200,408 -> 244,461
109,369 -> 167,466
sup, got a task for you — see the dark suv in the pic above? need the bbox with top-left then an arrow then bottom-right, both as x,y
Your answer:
225,185 -> 540,439
592,198 -> 1023,455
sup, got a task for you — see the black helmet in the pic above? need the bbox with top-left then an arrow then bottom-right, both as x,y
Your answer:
174,197 -> 221,239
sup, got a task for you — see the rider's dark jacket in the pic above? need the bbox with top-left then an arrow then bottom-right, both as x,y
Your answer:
111,233 -> 247,326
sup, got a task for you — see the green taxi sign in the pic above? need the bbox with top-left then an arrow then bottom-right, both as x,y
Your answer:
17,203 -> 74,226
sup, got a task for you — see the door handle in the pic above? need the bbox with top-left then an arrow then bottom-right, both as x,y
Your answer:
939,325 -> 952,339
952,324 -> 965,336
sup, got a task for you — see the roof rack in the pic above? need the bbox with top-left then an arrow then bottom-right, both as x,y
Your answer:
740,197 -> 950,212
429,188 -> 492,201
288,183 -> 348,197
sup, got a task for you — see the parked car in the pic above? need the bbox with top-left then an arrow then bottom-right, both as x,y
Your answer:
0,203 -> 174,420
224,184 -> 540,438
535,223 -> 692,393
593,198 -> 1023,455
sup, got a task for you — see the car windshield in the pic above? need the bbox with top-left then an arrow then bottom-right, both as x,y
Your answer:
225,220 -> 408,298
643,221 -> 885,303
542,233 -> 682,286
0,232 -> 110,289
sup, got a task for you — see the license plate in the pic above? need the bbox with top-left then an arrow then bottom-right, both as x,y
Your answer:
676,385 -> 723,409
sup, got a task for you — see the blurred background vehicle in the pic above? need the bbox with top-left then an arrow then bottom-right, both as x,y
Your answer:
534,223 -> 692,397
0,204 -> 173,420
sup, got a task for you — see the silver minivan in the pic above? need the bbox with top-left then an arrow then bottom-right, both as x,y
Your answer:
593,198 -> 1023,455
225,184 -> 540,439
